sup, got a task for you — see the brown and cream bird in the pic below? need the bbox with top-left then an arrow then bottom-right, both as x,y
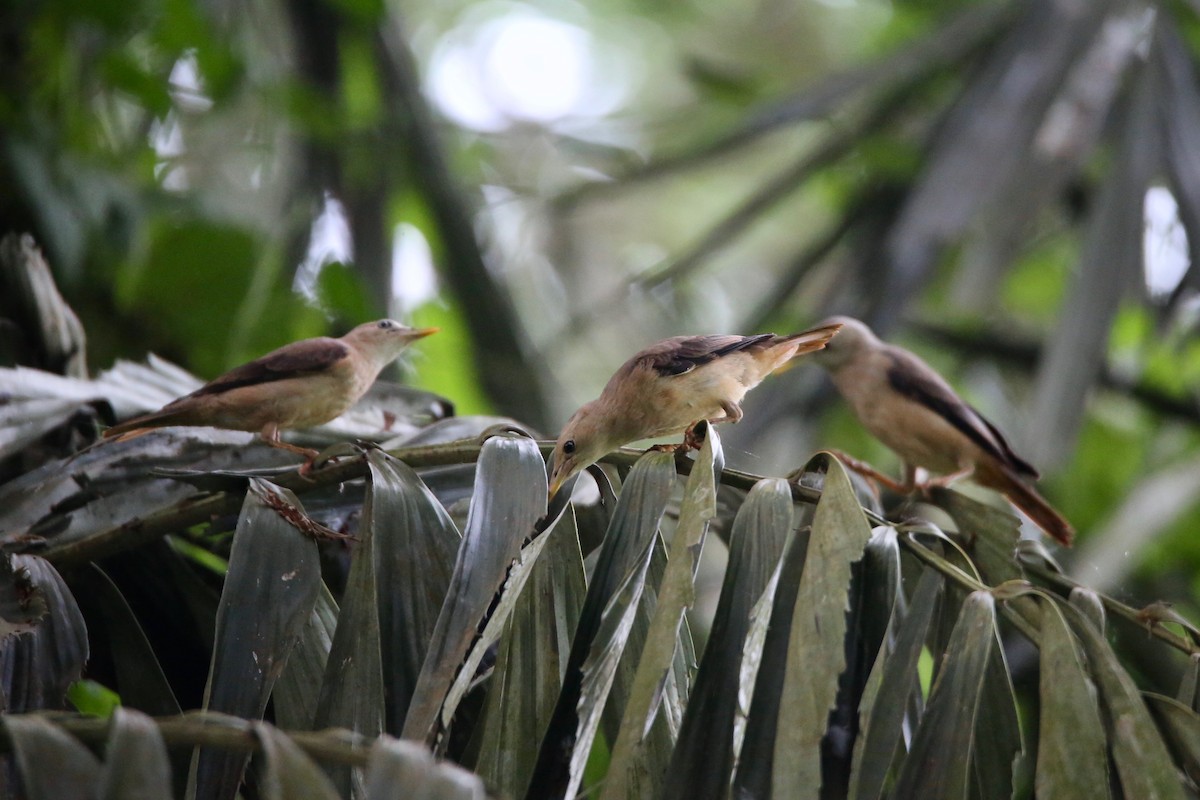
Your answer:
548,323 -> 843,497
812,316 -> 1073,545
104,320 -> 437,460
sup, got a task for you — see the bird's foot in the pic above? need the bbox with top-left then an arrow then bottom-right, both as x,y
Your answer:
682,421 -> 709,451
827,450 -> 912,494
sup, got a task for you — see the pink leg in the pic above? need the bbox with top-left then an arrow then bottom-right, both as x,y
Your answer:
828,450 -> 912,494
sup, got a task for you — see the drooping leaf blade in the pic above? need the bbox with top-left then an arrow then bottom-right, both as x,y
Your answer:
403,436 -> 546,745
602,428 -> 723,800
98,707 -> 174,800
892,591 -> 998,799
187,480 -> 322,800
771,453 -> 875,799
1035,597 -> 1110,799
525,449 -> 676,800
665,477 -> 794,800
365,450 -> 461,735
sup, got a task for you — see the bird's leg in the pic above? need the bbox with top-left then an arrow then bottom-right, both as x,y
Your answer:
828,450 -> 912,495
717,401 -> 743,424
918,464 -> 975,492
258,423 -> 321,475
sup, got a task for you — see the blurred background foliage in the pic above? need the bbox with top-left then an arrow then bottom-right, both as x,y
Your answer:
4,0 -> 1200,648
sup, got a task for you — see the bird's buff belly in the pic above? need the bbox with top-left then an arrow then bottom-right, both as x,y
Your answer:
202,376 -> 360,432
859,399 -> 968,475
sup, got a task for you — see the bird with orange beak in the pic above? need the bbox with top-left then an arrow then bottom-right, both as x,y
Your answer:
104,319 -> 437,460
548,323 -> 843,497
811,316 -> 1073,546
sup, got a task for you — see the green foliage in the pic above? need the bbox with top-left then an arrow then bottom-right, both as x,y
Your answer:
68,680 -> 121,718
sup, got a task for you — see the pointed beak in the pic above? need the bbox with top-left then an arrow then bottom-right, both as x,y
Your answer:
407,326 -> 439,340
548,469 -> 566,500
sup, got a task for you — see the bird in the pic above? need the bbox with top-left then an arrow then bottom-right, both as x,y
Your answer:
548,323 -> 843,498
103,319 -> 437,462
810,316 -> 1073,546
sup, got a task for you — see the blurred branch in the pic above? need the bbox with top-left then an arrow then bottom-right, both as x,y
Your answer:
740,196 -> 867,332
376,19 -> 554,429
551,2 -> 1015,211
558,86 -> 918,344
910,320 -> 1200,425
0,234 -> 87,377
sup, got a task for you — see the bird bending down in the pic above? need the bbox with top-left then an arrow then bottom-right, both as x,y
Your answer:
104,320 -> 437,465
548,323 -> 843,498
811,316 -> 1073,546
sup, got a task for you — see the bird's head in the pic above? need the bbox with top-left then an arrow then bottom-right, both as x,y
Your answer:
344,319 -> 438,369
810,316 -> 877,370
548,400 -> 619,499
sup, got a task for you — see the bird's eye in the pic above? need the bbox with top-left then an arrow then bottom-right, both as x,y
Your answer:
562,439 -> 576,456
377,320 -> 395,329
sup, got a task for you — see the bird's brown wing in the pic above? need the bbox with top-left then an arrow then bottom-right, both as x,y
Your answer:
638,334 -> 776,377
885,349 -> 1039,479
184,338 -> 350,399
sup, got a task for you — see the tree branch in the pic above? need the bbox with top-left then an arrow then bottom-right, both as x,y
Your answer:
375,19 -> 554,430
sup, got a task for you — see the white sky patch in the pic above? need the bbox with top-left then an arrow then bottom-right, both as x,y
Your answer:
294,194 -> 354,301
391,223 -> 438,313
149,112 -> 189,191
482,15 -> 590,122
1143,186 -> 1190,298
427,4 -> 628,131
168,51 -> 213,112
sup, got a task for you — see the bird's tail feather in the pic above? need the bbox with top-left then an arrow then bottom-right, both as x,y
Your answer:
985,465 -> 1074,546
770,322 -> 845,371
103,408 -> 192,439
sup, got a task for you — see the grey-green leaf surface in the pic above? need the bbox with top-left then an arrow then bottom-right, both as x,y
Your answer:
973,628 -> 1022,800
929,487 -> 1022,587
188,480 -> 322,800
403,436 -> 546,745
4,713 -> 102,800
440,506 -> 561,744
367,736 -> 490,799
1036,597 -> 1110,799
892,590 -> 998,799
98,707 -> 173,800
0,555 -> 88,712
1145,692 -> 1200,786
602,427 -> 723,800
1069,586 -> 1106,633
1179,654 -> 1200,712
473,508 -> 587,797
367,450 -> 461,734
313,455 -> 389,794
665,477 -> 794,800
772,453 -> 874,799
732,522 -> 810,798
274,581 -> 337,731
524,449 -> 676,800
253,721 -> 340,800
0,551 -> 45,642
850,565 -> 944,800
1067,604 -> 1187,800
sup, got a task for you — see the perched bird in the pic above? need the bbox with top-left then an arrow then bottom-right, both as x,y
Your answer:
104,320 -> 437,460
811,316 -> 1073,545
548,323 -> 843,497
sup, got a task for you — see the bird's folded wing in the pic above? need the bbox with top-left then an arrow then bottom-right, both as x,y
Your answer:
187,339 -> 351,398
885,351 -> 1039,479
639,334 -> 775,377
